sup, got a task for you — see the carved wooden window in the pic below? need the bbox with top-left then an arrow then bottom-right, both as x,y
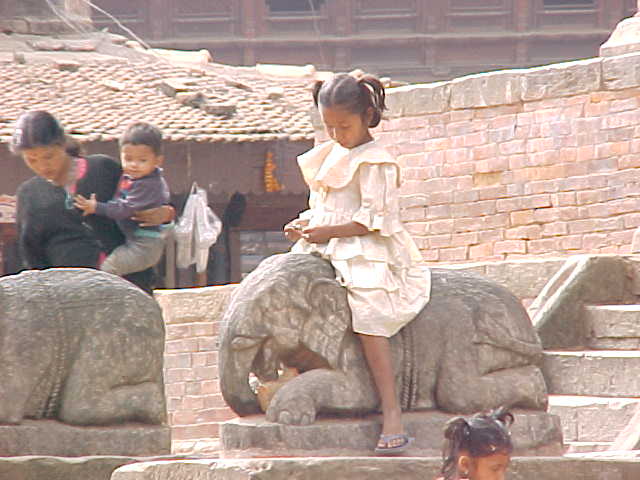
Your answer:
266,0 -> 326,15
542,0 -> 595,8
446,0 -> 513,32
170,0 -> 239,36
264,0 -> 328,35
353,0 -> 419,33
535,0 -> 598,28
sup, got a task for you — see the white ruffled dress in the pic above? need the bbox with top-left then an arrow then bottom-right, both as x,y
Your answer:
291,140 -> 431,337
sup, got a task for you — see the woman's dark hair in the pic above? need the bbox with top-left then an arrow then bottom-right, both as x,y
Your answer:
441,407 -> 514,480
312,71 -> 386,128
11,110 -> 82,157
119,122 -> 163,155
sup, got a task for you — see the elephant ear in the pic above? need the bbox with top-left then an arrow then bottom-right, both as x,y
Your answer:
300,278 -> 351,370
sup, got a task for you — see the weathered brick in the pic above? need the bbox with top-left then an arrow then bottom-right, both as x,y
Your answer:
171,423 -> 219,441
472,143 -> 498,160
439,246 -> 469,262
520,194 -> 552,209
164,353 -> 192,369
527,238 -> 562,253
510,210 -> 535,226
475,157 -> 509,173
505,225 -> 542,240
494,240 -> 527,254
582,233 -> 609,250
450,232 -> 479,247
469,243 -> 494,258
165,338 -> 199,354
429,219 -> 454,234
541,222 -> 569,237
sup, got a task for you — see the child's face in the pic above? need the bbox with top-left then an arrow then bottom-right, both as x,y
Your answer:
319,104 -> 373,149
22,144 -> 71,185
120,143 -> 163,179
461,452 -> 511,480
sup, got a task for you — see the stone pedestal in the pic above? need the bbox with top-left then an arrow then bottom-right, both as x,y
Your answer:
600,3 -> 640,57
220,410 -> 563,458
0,420 -> 171,457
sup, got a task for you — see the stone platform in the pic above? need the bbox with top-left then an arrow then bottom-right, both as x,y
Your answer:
111,456 -> 640,480
0,420 -> 171,457
220,410 -> 562,458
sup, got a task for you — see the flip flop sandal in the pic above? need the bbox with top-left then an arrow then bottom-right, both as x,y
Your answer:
374,433 -> 414,455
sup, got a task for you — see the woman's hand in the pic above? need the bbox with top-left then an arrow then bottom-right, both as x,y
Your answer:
132,205 -> 175,227
284,219 -> 308,242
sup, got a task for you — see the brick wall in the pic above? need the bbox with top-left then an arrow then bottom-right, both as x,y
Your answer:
310,54 -> 640,264
154,285 -> 236,454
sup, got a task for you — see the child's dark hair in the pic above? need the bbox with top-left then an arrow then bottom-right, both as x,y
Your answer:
119,122 -> 163,155
441,407 -> 514,480
11,110 -> 81,156
312,71 -> 386,128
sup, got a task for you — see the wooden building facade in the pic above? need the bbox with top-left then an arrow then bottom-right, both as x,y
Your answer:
93,0 -> 637,83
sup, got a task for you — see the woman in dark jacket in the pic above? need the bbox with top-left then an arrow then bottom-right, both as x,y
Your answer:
12,110 -> 173,293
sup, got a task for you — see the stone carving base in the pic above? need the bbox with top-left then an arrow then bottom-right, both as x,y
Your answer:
220,410 -> 563,458
0,420 -> 171,457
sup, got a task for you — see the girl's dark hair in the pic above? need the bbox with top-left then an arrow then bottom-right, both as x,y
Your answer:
312,71 -> 386,127
441,407 -> 514,480
11,110 -> 82,157
119,122 -> 163,155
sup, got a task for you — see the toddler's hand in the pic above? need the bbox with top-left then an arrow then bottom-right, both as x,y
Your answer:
74,193 -> 97,215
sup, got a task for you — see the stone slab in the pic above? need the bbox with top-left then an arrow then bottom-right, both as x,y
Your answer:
602,52 -> 640,90
386,82 -> 450,117
586,305 -> 640,349
112,456 -> 640,480
0,456 -> 137,480
548,395 -> 640,442
543,351 -> 640,397
0,420 -> 170,457
520,58 -> 602,102
450,70 -> 522,109
219,410 -> 562,458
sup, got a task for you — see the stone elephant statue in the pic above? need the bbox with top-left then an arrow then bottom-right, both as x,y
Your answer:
0,268 -> 166,426
220,254 -> 547,425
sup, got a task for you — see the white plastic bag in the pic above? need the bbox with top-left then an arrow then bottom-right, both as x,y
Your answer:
175,183 -> 222,272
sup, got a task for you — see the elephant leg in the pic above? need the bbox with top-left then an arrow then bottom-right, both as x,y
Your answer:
58,340 -> 166,425
59,380 -> 166,425
266,368 -> 377,425
436,364 -> 548,414
0,370 -> 30,424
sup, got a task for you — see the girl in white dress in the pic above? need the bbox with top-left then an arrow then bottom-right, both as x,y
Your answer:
284,72 -> 431,454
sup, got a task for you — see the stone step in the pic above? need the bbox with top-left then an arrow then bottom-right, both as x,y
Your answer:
543,350 -> 640,397
585,305 -> 640,350
565,441 -> 613,454
548,395 -> 640,442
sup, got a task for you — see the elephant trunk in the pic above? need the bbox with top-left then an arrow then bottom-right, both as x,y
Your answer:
219,336 -> 262,416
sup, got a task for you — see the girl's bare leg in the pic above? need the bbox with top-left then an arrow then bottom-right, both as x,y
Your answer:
358,333 -> 405,447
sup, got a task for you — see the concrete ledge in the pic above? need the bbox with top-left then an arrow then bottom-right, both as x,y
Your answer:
0,420 -> 170,457
111,456 -> 640,480
0,456 -> 152,480
219,410 -> 562,458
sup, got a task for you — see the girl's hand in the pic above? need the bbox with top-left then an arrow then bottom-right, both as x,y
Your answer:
283,219 -> 308,242
74,193 -> 97,215
133,205 -> 175,227
301,225 -> 336,244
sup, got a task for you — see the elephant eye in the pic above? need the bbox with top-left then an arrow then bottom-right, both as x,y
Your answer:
231,336 -> 262,351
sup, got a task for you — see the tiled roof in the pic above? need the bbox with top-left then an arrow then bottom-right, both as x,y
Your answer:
0,56 -> 316,144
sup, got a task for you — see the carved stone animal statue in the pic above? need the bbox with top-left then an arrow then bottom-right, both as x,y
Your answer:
220,253 -> 547,425
0,268 -> 166,426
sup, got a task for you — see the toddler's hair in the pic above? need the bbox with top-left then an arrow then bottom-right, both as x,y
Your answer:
441,407 -> 514,480
119,122 -> 163,155
312,71 -> 386,127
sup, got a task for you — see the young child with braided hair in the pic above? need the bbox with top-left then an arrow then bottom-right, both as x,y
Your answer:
284,71 -> 430,454
438,407 -> 514,480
